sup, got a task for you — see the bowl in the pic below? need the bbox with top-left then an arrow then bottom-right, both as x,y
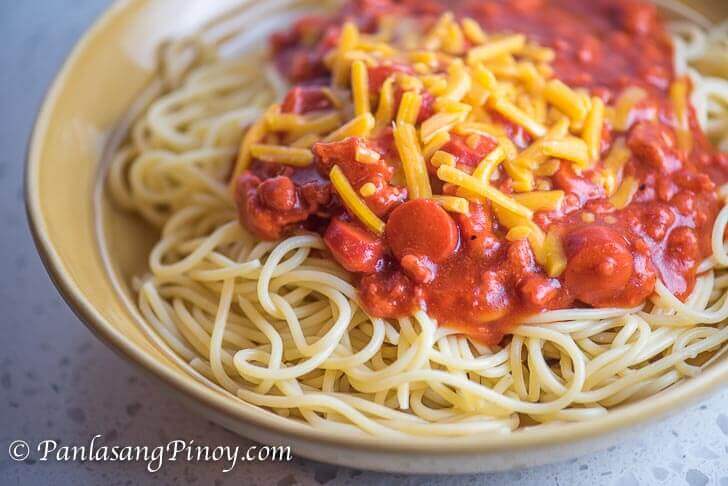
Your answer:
26,0 -> 728,474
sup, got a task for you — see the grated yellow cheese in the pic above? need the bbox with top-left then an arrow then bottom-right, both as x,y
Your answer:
324,113 -> 375,142
420,112 -> 466,144
422,131 -> 451,159
440,60 -> 472,102
397,90 -> 423,125
437,165 -> 533,218
512,190 -> 564,212
266,110 -> 342,136
467,34 -> 526,65
609,176 -> 639,210
490,98 -> 547,138
506,226 -> 532,241
461,18 -> 487,44
431,195 -> 470,215
613,86 -> 646,131
333,22 -> 360,86
374,76 -> 396,130
430,150 -> 457,168
543,229 -> 566,277
330,165 -> 385,235
600,137 -> 631,195
250,144 -> 313,166
229,116 -> 268,191
541,137 -> 590,167
582,96 -> 604,163
670,78 -> 693,153
544,79 -> 589,127
393,122 -> 432,199
351,60 -> 371,116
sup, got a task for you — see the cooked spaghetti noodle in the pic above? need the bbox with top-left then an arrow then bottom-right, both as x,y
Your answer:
107,0 -> 728,437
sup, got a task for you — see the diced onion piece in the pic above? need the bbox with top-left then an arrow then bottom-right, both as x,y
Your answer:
437,165 -> 533,218
393,122 -> 432,199
330,165 -> 385,235
359,182 -> 377,197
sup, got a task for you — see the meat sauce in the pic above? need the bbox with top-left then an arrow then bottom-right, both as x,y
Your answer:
235,0 -> 728,343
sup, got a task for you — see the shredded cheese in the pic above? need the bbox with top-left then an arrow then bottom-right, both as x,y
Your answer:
600,137 -> 631,195
467,34 -> 526,65
541,137 -> 590,167
250,144 -> 313,166
330,165 -> 385,235
397,90 -> 423,125
351,60 -> 371,116
229,116 -> 267,191
374,76 -> 396,130
430,150 -> 457,167
393,122 -> 433,199
512,190 -> 564,212
506,226 -> 532,241
544,79 -> 589,127
543,229 -> 566,277
490,98 -> 547,138
613,86 -> 646,131
437,165 -> 533,218
431,195 -> 470,215
609,176 -> 639,210
324,113 -> 375,142
670,78 -> 693,153
582,96 -> 604,163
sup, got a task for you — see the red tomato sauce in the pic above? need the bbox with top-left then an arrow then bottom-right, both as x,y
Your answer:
235,0 -> 728,344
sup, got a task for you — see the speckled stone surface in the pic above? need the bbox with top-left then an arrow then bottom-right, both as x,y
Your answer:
0,1 -> 726,484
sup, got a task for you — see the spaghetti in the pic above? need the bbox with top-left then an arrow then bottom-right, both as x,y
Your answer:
108,0 -> 728,437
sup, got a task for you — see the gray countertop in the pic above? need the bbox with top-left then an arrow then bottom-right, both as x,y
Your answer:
0,1 -> 726,484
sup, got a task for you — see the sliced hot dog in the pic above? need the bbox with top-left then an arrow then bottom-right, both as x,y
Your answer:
324,218 -> 385,274
385,199 -> 459,263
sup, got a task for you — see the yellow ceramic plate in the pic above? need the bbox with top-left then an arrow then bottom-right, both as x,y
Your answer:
26,0 -> 728,474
